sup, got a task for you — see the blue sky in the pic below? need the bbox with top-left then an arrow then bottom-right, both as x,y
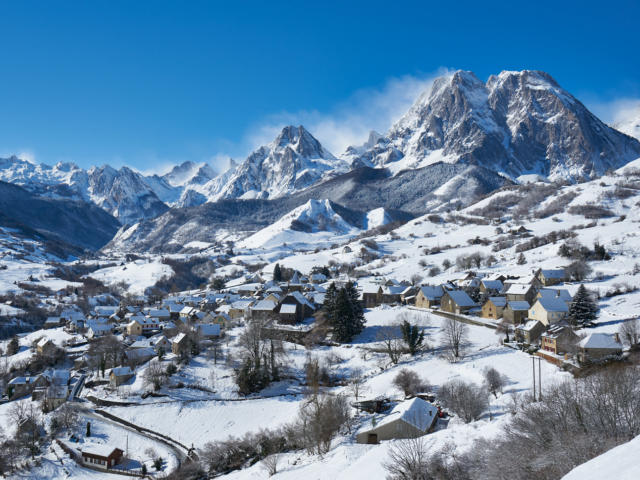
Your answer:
0,0 -> 638,172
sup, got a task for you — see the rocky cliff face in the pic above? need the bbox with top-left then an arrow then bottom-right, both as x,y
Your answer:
348,70 -> 640,181
196,125 -> 350,201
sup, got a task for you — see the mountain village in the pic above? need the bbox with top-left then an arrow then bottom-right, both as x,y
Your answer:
0,69 -> 640,479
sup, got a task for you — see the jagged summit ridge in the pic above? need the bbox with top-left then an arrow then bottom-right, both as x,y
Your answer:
348,69 -> 640,180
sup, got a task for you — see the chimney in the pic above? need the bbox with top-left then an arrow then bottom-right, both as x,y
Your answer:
556,291 -> 560,298
614,332 -> 621,344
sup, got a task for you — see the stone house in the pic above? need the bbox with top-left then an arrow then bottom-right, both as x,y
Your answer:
415,286 -> 444,309
361,285 -> 383,308
503,301 -> 531,324
505,283 -> 537,305
37,338 -> 57,356
481,297 -> 507,319
515,319 -> 545,345
109,366 -> 134,387
540,324 -> 579,355
536,268 -> 566,286
250,300 -> 278,322
440,290 -> 476,315
528,297 -> 569,326
171,332 -> 189,355
577,333 -> 623,363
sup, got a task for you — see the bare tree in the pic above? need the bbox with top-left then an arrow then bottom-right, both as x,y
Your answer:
377,325 -> 403,365
393,369 -> 430,398
383,437 -> 428,480
51,403 -> 79,432
438,379 -> 488,423
298,393 -> 351,455
441,317 -> 469,362
143,360 -> 167,391
261,453 -> 280,476
348,367 -> 367,402
619,318 -> 640,349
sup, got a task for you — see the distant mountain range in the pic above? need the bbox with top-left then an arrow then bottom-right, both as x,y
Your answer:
2,69 -> 640,253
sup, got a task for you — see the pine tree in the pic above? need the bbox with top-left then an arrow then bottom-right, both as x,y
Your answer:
7,336 -> 19,356
273,263 -> 282,282
568,284 -> 598,326
345,282 -> 365,337
401,320 -> 425,356
517,252 -> 526,265
328,283 -> 366,343
323,282 -> 338,324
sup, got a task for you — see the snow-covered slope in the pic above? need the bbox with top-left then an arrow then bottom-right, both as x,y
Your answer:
347,70 -> 640,181
562,434 -> 640,480
239,199 -> 360,249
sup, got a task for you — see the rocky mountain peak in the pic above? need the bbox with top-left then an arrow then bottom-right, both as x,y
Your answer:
350,69 -> 640,181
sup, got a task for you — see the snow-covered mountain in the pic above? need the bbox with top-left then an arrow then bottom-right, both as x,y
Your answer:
0,156 -> 170,224
239,199 -> 360,249
347,70 -> 640,181
181,126 -> 349,204
613,104 -> 640,140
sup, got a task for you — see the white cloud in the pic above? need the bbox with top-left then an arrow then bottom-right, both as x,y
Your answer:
243,68 -> 452,156
587,98 -> 640,140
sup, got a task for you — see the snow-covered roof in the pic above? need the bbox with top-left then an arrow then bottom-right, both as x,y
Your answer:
487,296 -> 507,307
578,333 -> 622,350
445,290 -> 476,307
279,303 -> 298,314
252,300 -> 276,311
173,332 -> 187,344
110,366 -> 132,377
538,288 -> 572,303
481,279 -> 503,291
376,397 -> 438,432
539,269 -> 565,279
507,301 -> 531,311
230,300 -> 254,309
287,291 -> 315,309
506,283 -> 534,295
94,306 -> 118,316
419,285 -> 444,300
37,337 -> 53,347
535,297 -> 569,313
517,319 -> 543,331
197,323 -> 221,336
383,285 -> 406,295
81,445 -> 122,458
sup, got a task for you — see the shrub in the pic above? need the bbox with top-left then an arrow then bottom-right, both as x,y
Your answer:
393,369 -> 430,397
438,379 -> 488,423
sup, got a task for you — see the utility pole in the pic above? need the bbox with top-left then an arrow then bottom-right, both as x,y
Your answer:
532,356 -> 536,402
537,356 -> 542,401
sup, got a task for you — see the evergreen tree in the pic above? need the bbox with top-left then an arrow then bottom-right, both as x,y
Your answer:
345,281 -> 365,336
517,252 -> 526,265
568,284 -> 598,326
7,336 -> 19,356
401,320 -> 425,356
323,282 -> 338,324
328,283 -> 365,343
273,263 -> 282,282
